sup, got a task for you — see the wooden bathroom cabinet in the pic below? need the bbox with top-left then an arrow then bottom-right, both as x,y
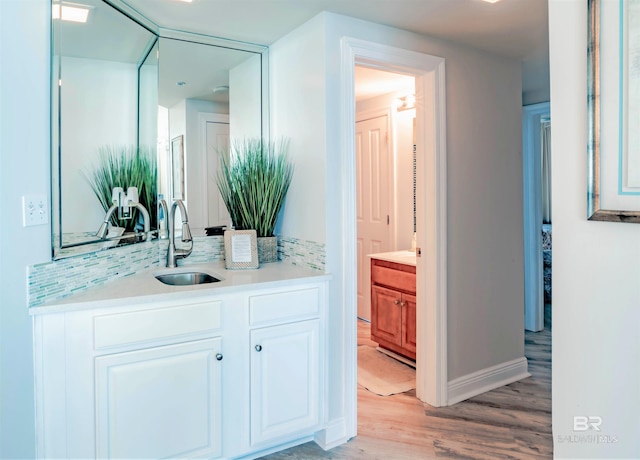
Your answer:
370,258 -> 417,360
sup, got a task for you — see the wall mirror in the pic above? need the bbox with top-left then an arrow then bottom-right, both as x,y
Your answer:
51,0 -> 269,259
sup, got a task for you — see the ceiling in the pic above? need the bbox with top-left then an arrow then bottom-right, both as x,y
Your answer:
124,0 -> 550,103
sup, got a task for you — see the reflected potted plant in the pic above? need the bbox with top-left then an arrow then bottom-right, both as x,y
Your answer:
217,137 -> 293,263
85,145 -> 158,236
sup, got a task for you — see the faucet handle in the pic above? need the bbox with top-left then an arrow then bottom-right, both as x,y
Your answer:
125,187 -> 139,205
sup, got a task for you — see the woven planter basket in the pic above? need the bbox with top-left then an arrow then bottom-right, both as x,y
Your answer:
257,236 -> 278,263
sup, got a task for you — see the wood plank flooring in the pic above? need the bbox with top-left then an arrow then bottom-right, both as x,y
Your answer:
260,308 -> 552,459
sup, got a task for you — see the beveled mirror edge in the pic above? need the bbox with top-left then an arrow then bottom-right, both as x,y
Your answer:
587,0 -> 640,223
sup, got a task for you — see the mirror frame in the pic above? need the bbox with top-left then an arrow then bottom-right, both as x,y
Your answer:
587,0 -> 640,223
51,0 -> 270,259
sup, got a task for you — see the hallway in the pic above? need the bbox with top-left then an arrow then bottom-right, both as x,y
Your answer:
261,312 -> 552,459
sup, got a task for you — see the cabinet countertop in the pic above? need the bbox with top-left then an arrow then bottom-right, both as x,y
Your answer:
368,251 -> 417,267
30,261 -> 331,315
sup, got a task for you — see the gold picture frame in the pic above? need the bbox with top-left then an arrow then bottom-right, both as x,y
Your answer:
588,0 -> 640,223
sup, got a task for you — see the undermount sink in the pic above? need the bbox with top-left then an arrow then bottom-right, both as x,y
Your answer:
155,272 -> 221,286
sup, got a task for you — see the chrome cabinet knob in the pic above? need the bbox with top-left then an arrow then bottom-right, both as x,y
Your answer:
255,345 -> 262,352
216,353 -> 223,361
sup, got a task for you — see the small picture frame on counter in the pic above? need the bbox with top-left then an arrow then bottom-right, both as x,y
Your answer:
224,229 -> 259,269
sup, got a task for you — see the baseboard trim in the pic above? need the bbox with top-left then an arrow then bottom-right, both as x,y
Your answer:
314,418 -> 349,451
447,357 -> 530,405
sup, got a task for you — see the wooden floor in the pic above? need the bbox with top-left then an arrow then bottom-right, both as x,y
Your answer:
260,308 -> 552,459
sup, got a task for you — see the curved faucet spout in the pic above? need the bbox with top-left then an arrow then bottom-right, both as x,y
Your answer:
167,199 -> 193,268
96,204 -> 119,239
134,202 -> 151,241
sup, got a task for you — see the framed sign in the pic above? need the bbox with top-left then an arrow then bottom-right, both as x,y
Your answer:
224,229 -> 259,269
171,135 -> 185,200
588,0 -> 640,222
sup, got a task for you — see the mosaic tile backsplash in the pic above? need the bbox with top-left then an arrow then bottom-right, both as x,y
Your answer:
28,235 -> 325,307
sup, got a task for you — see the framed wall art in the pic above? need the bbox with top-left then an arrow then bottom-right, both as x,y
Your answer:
588,0 -> 640,222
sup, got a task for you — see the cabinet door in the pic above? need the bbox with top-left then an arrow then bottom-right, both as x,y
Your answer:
401,293 -> 417,357
250,319 -> 319,445
371,285 -> 402,347
95,338 -> 223,459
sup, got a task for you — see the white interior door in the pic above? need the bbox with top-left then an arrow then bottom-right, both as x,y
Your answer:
356,115 -> 391,320
205,120 -> 230,228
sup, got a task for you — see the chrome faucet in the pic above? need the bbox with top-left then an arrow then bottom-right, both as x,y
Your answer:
167,199 -> 193,268
96,187 -> 150,241
96,202 -> 150,241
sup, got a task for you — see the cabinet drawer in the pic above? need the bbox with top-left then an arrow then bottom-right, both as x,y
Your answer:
371,264 -> 416,294
249,288 -> 319,326
94,301 -> 222,350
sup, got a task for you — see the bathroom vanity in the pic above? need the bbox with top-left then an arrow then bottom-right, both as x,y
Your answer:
31,262 -> 329,459
368,251 -> 417,361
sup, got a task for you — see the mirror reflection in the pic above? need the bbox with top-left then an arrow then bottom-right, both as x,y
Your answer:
157,37 -> 263,233
52,0 -> 267,259
52,0 -> 157,256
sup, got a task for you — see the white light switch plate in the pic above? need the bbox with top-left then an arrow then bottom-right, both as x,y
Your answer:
22,194 -> 49,227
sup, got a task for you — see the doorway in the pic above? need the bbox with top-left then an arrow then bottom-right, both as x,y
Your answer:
340,38 -> 448,439
354,67 -> 415,321
523,102 -> 551,332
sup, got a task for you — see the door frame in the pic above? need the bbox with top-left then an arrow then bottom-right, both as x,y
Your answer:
340,37 -> 448,437
522,102 -> 550,332
198,112 -> 229,227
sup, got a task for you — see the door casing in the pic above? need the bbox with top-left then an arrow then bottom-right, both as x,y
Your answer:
340,37 -> 448,438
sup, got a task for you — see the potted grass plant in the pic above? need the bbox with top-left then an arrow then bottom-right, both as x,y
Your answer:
85,145 -> 158,235
217,137 -> 294,263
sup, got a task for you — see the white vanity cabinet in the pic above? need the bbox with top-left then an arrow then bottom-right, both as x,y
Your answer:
32,277 -> 328,460
248,287 -> 322,446
95,337 -> 223,459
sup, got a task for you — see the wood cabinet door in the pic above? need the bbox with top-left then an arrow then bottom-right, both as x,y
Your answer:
250,319 -> 320,445
401,293 -> 417,357
371,285 -> 402,347
95,338 -> 223,459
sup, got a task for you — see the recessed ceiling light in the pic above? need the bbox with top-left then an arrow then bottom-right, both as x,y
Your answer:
52,2 -> 91,23
480,0 -> 501,3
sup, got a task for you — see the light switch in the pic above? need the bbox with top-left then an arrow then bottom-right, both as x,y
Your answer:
22,194 -> 49,227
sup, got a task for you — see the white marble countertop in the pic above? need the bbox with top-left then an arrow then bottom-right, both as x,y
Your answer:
30,261 -> 331,315
367,250 -> 417,266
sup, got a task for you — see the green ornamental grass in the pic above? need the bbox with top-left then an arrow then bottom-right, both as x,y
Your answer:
217,138 -> 293,238
85,145 -> 158,233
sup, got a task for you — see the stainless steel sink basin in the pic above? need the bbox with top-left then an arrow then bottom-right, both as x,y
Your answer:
155,272 -> 221,286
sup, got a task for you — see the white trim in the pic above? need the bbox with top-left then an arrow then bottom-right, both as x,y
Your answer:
198,112 -> 229,227
340,37 -> 448,444
522,102 -> 550,332
447,357 -> 531,405
313,418 -> 349,451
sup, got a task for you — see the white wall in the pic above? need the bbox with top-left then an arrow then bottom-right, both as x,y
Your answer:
549,1 -> 640,458
0,0 -> 50,456
229,53 -> 261,140
271,11 -> 524,422
270,15 -> 327,244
